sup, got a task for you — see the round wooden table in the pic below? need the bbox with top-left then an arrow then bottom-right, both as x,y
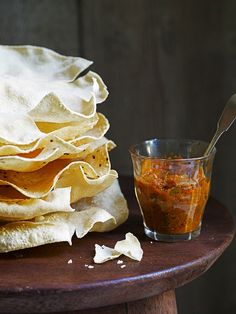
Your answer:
0,177 -> 234,314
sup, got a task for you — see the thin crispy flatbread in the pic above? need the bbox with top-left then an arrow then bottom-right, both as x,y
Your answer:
0,142 -> 117,202
0,114 -> 110,171
0,72 -> 107,124
0,45 -> 92,82
0,180 -> 128,253
74,180 -> 128,232
93,233 -> 143,264
0,188 -> 73,221
0,114 -> 99,155
0,45 -> 128,254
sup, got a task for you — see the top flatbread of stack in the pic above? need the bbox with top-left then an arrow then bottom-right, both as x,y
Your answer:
0,45 -> 128,253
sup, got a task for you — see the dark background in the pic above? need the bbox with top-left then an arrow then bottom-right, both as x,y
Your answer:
0,0 -> 235,313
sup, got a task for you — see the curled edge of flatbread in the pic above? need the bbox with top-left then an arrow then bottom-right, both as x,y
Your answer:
0,187 -> 73,221
0,180 -> 128,253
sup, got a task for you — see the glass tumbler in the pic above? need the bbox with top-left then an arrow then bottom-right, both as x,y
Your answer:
129,139 -> 216,241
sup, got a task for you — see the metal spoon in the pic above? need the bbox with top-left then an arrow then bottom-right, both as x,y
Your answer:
204,94 -> 236,156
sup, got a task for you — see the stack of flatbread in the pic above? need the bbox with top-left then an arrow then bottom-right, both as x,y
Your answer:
0,45 -> 128,253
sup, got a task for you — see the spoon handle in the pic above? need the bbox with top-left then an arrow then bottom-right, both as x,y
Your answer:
204,94 -> 236,156
204,129 -> 223,156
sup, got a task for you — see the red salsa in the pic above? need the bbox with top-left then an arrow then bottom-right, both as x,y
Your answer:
135,159 -> 210,234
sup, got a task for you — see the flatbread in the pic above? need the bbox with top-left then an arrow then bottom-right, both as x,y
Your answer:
0,142 -> 117,201
0,114 -> 99,156
93,245 -> 121,263
74,179 -> 128,232
0,45 -> 92,82
0,213 -> 75,253
114,233 -> 143,261
0,72 -> 107,123
0,113 -> 44,145
0,187 -> 73,221
0,45 -> 128,254
93,233 -> 143,264
0,115 -> 110,172
0,180 -> 128,253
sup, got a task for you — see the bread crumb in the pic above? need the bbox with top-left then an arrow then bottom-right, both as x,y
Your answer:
120,265 -> 126,269
67,259 -> 72,264
117,260 -> 123,264
88,265 -> 94,269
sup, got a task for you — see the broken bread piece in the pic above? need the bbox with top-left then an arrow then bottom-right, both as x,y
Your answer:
94,233 -> 143,263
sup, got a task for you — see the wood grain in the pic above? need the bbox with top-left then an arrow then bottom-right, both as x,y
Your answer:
127,290 -> 177,314
24,291 -> 177,314
55,304 -> 126,314
0,177 -> 234,313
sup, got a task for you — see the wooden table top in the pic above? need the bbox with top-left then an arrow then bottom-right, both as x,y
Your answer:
0,176 -> 234,313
